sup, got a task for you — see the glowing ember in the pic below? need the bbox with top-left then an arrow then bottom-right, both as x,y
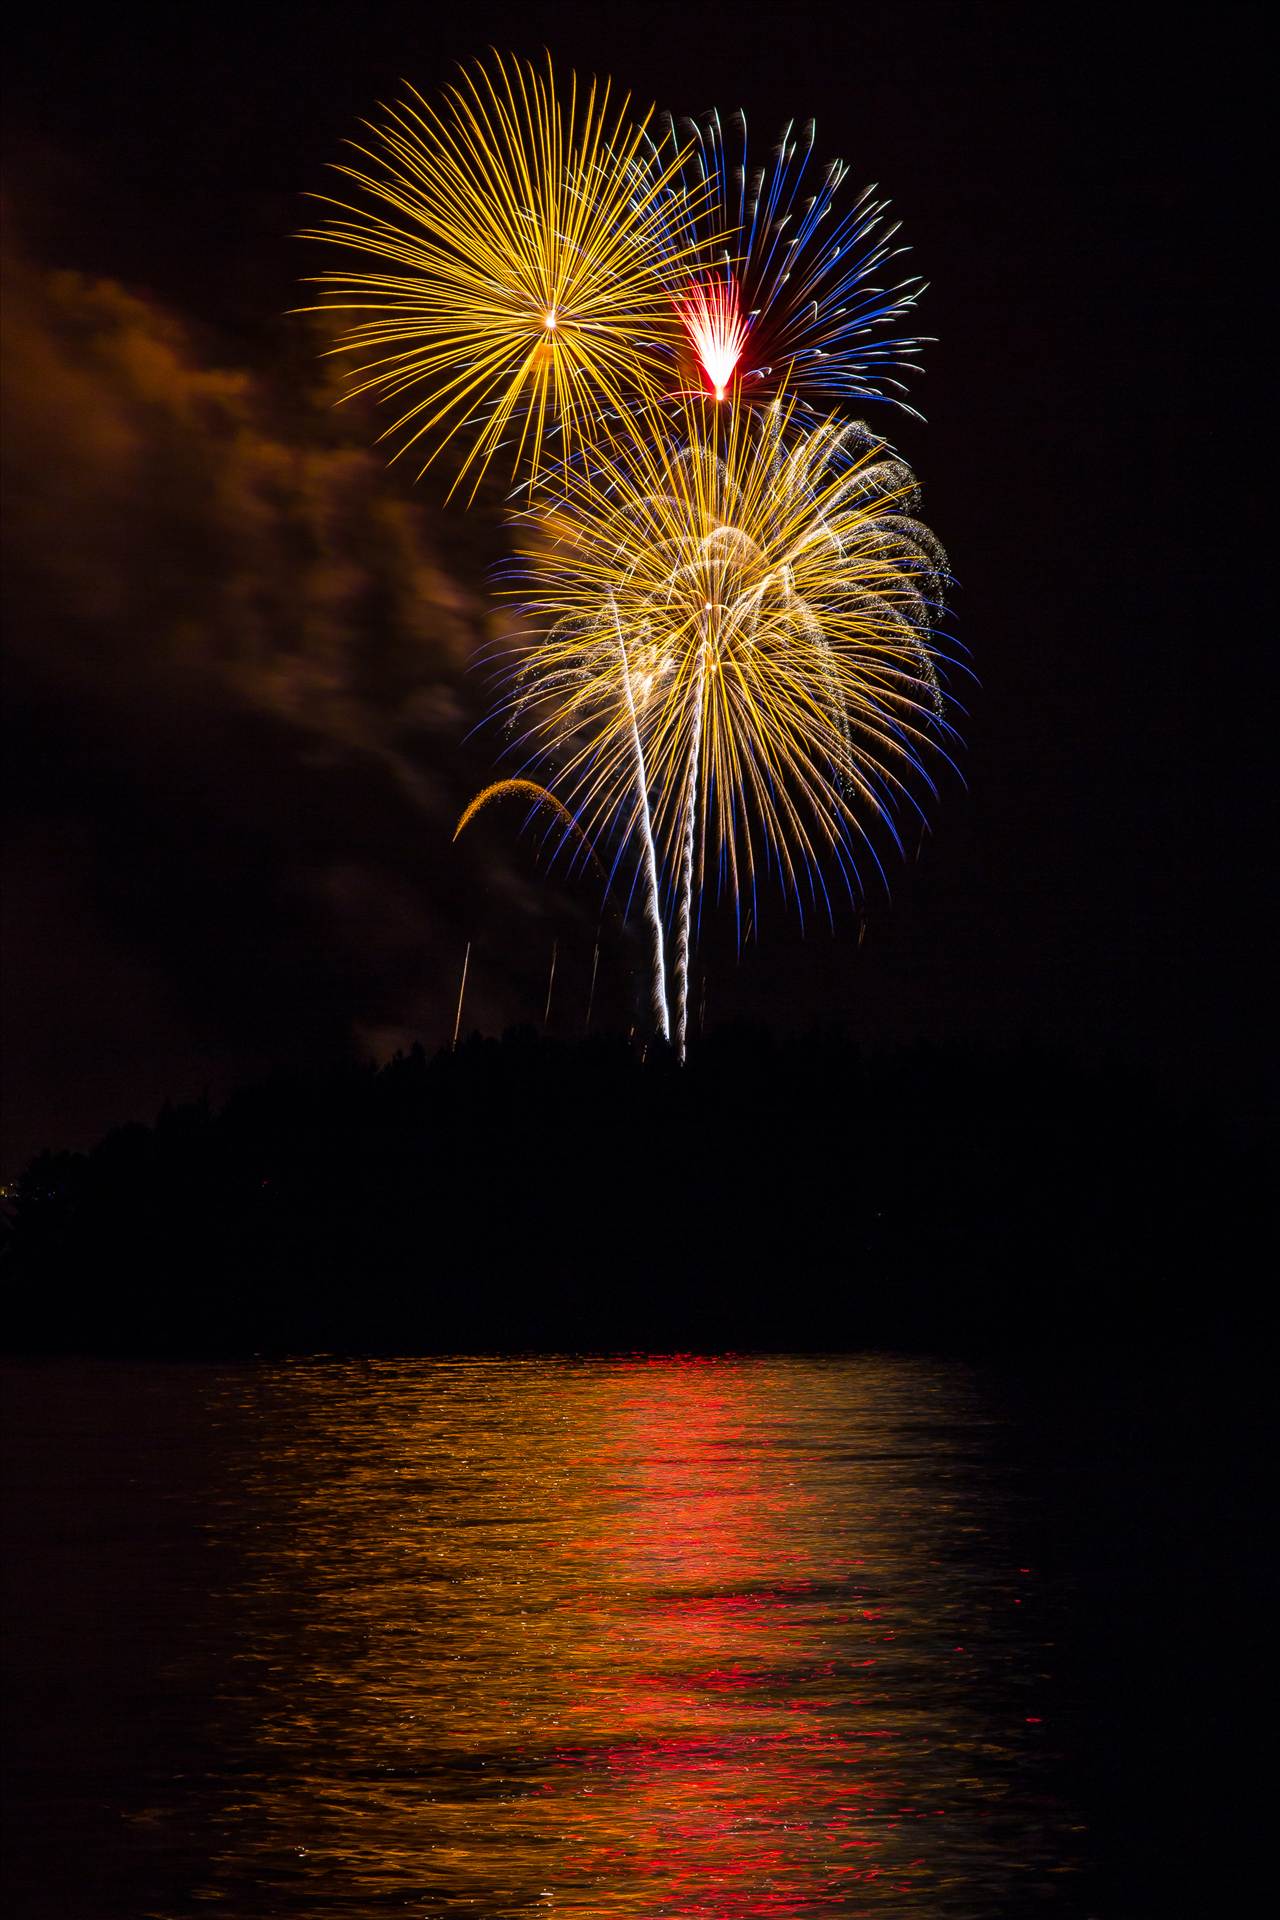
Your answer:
679,277 -> 748,400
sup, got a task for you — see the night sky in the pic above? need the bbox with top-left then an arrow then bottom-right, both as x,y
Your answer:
2,3 -> 1268,1173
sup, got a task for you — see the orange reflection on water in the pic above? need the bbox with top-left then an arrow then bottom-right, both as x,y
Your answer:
199,1356 -> 1075,1916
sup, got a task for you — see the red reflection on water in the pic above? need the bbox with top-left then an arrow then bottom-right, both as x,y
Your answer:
544,1357 -> 917,1914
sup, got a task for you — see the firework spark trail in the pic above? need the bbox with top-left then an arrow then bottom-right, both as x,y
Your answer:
673,634 -> 708,1061
585,940 -> 600,1032
609,594 -> 670,1041
454,778 -> 574,839
452,939 -> 471,1050
454,778 -> 607,879
492,581 -> 675,1037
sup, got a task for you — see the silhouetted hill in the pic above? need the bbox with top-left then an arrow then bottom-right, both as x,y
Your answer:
1,1029 -> 1267,1355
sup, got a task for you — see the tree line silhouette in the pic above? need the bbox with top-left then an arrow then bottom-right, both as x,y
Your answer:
1,1027 -> 1264,1354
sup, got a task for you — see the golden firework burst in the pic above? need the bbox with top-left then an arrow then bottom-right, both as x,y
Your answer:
303,52 -> 711,497
503,392 -> 954,1052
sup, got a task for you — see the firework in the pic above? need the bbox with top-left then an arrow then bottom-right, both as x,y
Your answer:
503,393 -> 956,1054
654,110 -> 926,416
677,278 -> 749,401
454,778 -> 577,844
300,59 -> 956,1052
454,777 -> 609,883
302,53 -> 711,496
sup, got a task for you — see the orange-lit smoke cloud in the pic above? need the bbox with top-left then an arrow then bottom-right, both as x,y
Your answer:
0,237 -> 593,1169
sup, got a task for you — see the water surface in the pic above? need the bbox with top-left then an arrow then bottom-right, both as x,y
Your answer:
3,1357 -> 1087,1916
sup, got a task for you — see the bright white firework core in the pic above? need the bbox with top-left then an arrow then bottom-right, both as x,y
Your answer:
679,278 -> 748,399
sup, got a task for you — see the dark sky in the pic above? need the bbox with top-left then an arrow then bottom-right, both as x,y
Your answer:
2,3 -> 1268,1172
